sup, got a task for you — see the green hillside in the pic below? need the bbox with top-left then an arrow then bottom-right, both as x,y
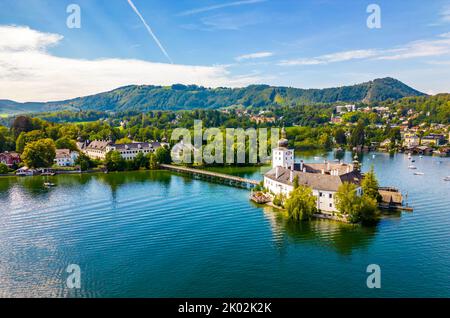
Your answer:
0,77 -> 426,114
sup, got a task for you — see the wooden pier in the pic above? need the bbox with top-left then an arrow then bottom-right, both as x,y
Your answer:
160,164 -> 260,188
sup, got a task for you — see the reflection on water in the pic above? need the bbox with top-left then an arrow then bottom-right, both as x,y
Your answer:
261,206 -> 377,256
0,152 -> 450,297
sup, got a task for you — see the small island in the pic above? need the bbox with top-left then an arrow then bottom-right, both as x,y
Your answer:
251,129 -> 408,225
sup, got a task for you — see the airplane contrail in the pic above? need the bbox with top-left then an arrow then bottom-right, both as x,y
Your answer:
177,0 -> 267,16
126,0 -> 173,64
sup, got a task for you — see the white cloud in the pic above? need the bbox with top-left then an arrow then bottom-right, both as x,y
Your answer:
440,5 -> 450,23
0,25 -> 62,51
279,49 -> 377,66
177,0 -> 266,17
235,51 -> 273,61
0,25 -> 263,102
279,34 -> 450,66
377,37 -> 450,60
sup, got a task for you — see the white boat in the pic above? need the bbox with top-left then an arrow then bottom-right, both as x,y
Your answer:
444,176 -> 450,181
414,172 -> 424,176
44,182 -> 56,187
314,157 -> 320,161
407,153 -> 412,159
408,165 -> 417,170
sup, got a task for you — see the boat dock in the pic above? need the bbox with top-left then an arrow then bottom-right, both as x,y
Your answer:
379,187 -> 413,212
160,164 -> 260,188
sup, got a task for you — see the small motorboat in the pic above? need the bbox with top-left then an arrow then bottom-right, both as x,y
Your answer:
314,157 -> 320,161
44,182 -> 56,187
444,176 -> 450,181
411,160 -> 416,163
407,153 -> 412,159
414,172 -> 424,176
408,165 -> 417,170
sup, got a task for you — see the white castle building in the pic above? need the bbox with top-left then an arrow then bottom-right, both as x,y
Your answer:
263,129 -> 363,213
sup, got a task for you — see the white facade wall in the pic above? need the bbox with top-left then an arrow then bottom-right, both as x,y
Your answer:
107,147 -> 156,161
85,149 -> 107,160
264,176 -> 362,214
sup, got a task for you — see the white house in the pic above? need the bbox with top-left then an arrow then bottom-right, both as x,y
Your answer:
54,149 -> 79,167
264,130 -> 363,214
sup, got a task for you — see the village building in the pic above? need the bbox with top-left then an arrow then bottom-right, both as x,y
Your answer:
421,134 -> 445,147
84,140 -> 113,160
336,104 -> 356,114
16,167 -> 37,176
83,140 -> 169,161
403,133 -> 420,148
263,129 -> 363,213
54,149 -> 79,167
0,151 -> 21,167
105,141 -> 168,161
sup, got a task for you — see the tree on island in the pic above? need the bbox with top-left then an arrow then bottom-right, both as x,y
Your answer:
362,166 -> 382,202
21,138 -> 56,168
335,182 -> 379,225
285,186 -> 317,222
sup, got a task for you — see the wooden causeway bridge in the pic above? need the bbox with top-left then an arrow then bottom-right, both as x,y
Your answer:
160,164 -> 260,188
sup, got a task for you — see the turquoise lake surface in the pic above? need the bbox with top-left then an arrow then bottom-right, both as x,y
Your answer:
0,151 -> 449,297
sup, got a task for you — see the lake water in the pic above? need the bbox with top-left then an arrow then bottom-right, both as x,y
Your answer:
0,152 -> 449,298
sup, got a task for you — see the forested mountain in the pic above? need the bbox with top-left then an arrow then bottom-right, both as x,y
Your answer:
0,77 -> 425,114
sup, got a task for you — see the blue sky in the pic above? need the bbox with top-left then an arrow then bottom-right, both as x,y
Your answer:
0,0 -> 449,102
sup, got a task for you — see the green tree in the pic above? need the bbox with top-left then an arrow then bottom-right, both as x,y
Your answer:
15,130 -> 45,153
11,115 -> 34,138
350,121 -> 365,147
334,128 -> 347,145
147,152 -> 158,170
105,150 -> 126,172
359,195 -> 379,225
21,138 -> 56,168
155,146 -> 171,164
272,193 -> 285,208
0,126 -> 8,152
75,152 -> 95,171
335,182 -> 360,223
0,163 -> 8,174
319,133 -> 333,150
133,152 -> 148,169
362,166 -> 382,202
55,137 -> 78,151
285,186 -> 317,221
335,182 -> 379,224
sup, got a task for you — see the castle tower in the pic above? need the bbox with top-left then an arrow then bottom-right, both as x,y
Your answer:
272,127 -> 294,170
